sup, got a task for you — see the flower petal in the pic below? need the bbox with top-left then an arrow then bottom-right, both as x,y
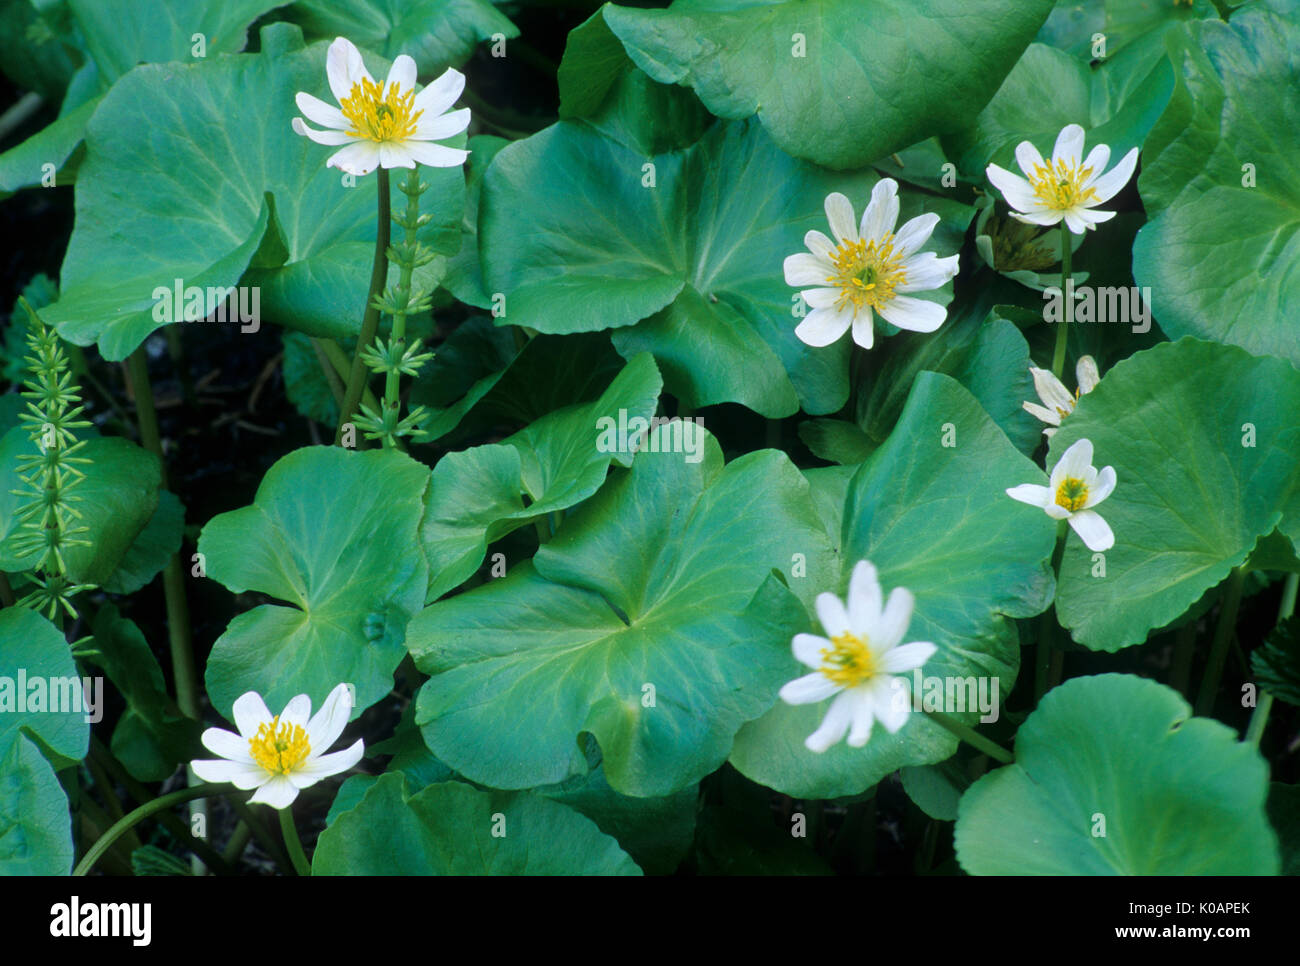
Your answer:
1023,401 -> 1062,426
233,692 -> 272,738
845,687 -> 879,746
784,252 -> 832,287
987,163 -> 1040,213
893,212 -> 939,257
1069,508 -> 1114,551
792,633 -> 831,669
385,54 -> 417,98
846,560 -> 883,636
815,589 -> 851,638
414,67 -> 466,118
1052,437 -> 1094,487
278,694 -> 312,731
1052,124 -> 1086,166
201,727 -> 254,763
779,671 -> 841,705
879,640 -> 937,675
294,738 -> 365,784
1062,211 -> 1091,234
191,758 -> 266,790
306,683 -> 354,755
850,307 -> 875,350
795,306 -> 852,348
1009,209 -> 1065,227
292,117 -> 355,146
1006,483 -> 1052,508
1080,142 -> 1110,182
897,252 -> 958,293
379,141 -> 416,169
295,92 -> 348,130
875,586 -> 915,652
412,107 -> 471,141
877,295 -> 947,333
1086,465 -> 1117,508
326,139 -> 382,176
859,178 -> 899,242
804,229 -> 835,259
824,192 -> 858,244
403,140 -> 470,168
800,286 -> 842,310
867,675 -> 910,734
249,774 -> 300,809
326,37 -> 370,104
1030,366 -> 1074,415
1076,355 -> 1100,394
805,690 -> 855,752
1086,147 -> 1139,204
1013,139 -> 1047,179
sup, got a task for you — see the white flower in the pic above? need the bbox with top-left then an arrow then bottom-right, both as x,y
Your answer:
986,124 -> 1138,234
1023,356 -> 1100,438
779,560 -> 937,752
783,180 -> 959,350
191,683 -> 364,809
292,36 -> 470,176
1006,437 -> 1116,551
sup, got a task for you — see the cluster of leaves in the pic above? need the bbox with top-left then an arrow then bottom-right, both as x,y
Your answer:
0,0 -> 1297,876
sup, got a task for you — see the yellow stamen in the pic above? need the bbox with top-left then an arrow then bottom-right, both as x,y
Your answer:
825,234 -> 907,318
338,76 -> 423,143
248,716 -> 311,775
1054,476 -> 1089,512
819,631 -> 878,689
1028,157 -> 1099,212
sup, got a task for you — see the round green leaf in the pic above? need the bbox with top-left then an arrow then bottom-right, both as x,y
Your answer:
0,606 -> 89,766
313,773 -> 640,875
408,427 -> 827,796
602,0 -> 1056,170
1053,339 -> 1300,651
200,446 -> 430,719
729,373 -> 1055,799
0,734 -> 75,875
1132,0 -> 1300,367
954,674 -> 1279,874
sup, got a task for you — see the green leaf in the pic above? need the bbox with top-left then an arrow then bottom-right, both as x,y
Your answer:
1132,0 -> 1300,367
1267,783 -> 1300,877
407,314 -> 515,443
901,760 -> 968,822
0,97 -> 94,197
440,134 -> 509,310
729,373 -> 1055,799
601,0 -> 1057,170
313,773 -> 641,875
419,353 -> 661,601
43,24 -> 464,359
797,419 -> 875,467
102,488 -> 183,595
954,674 -> 1279,874
200,446 -> 430,719
408,426 -> 827,796
1052,339 -> 1300,651
1252,616 -> 1300,707
289,0 -> 517,75
0,733 -> 75,875
0,606 -> 89,767
481,111 -> 969,416
281,331 -> 339,427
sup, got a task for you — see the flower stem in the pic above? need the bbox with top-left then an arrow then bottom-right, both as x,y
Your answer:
925,710 -> 1013,765
1050,223 -> 1071,380
336,168 -> 391,446
1035,521 -> 1069,702
1246,572 -> 1298,745
278,807 -> 312,876
383,167 -> 422,437
73,783 -> 225,876
1194,566 -> 1247,716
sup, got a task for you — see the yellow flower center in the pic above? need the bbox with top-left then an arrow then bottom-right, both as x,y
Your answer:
1028,158 -> 1099,212
819,631 -> 878,689
826,235 -> 907,317
339,77 -> 423,143
248,717 -> 311,775
1055,476 -> 1089,512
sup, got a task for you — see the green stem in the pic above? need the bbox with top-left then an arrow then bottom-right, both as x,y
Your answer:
278,807 -> 312,876
336,168 -> 391,445
1248,573 -> 1299,746
1035,521 -> 1069,702
318,338 -> 380,415
1170,620 -> 1197,696
1050,223 -> 1071,380
73,783 -> 224,876
925,710 -> 1013,764
231,798 -> 294,875
223,821 -> 253,865
382,167 -> 422,443
1194,567 -> 1247,716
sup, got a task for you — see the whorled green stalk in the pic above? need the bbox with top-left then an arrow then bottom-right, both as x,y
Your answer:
10,299 -> 95,621
354,165 -> 436,448
1050,223 -> 1071,380
336,168 -> 391,446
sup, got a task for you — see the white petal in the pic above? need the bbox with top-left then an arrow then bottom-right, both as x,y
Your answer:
1076,355 -> 1100,394
200,727 -> 253,763
846,560 -> 882,636
306,683 -> 354,755
784,252 -> 833,287
278,694 -> 312,731
779,671 -> 841,705
233,692 -> 272,738
1068,509 -> 1114,551
800,287 -> 842,310
1052,438 -> 1094,487
191,758 -> 266,790
1086,465 -> 1117,507
874,586 -> 914,652
385,54 -> 417,98
880,640 -> 937,675
1071,206 -> 1116,227
1030,366 -> 1074,414
295,92 -> 348,130
859,178 -> 899,242
1080,143 -> 1110,182
379,141 -> 416,169
845,688 -> 879,746
824,192 -> 858,243
1006,483 -> 1052,508
249,775 -> 300,809
326,37 -> 371,104
404,140 -> 470,168
292,117 -> 355,146
805,690 -> 855,753
1062,211 -> 1091,234
1044,502 -> 1071,520
412,107 -> 471,141
1052,124 -> 1086,166
326,140 -> 382,176
1023,400 -> 1061,426
877,295 -> 947,333
804,229 -> 835,259
815,589 -> 851,638
987,163 -> 1040,212
897,252 -> 958,293
293,739 -> 365,784
892,212 -> 939,257
1010,209 -> 1065,227
850,308 -> 875,350
795,306 -> 852,347
866,676 -> 910,734
414,67 -> 466,118
1086,147 -> 1139,204
1013,140 -> 1047,179
793,633 -> 832,669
